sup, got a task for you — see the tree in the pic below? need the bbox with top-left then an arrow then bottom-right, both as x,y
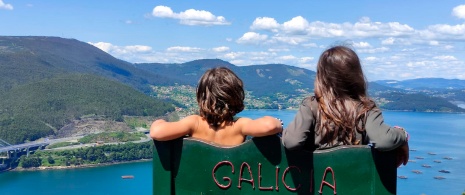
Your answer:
47,155 -> 55,164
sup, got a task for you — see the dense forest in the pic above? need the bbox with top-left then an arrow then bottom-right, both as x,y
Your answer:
0,74 -> 173,144
19,141 -> 153,168
379,92 -> 465,112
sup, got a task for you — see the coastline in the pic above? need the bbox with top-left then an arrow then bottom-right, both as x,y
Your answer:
10,159 -> 152,172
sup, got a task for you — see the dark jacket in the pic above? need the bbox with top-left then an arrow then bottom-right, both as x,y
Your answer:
282,97 -> 407,151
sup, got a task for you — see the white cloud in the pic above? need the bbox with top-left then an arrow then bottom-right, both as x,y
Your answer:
353,41 -> 372,48
423,24 -> 465,40
381,37 -> 395,45
429,41 -> 439,46
270,36 -> 308,45
152,5 -> 230,26
433,55 -> 457,61
350,17 -> 415,37
212,46 -> 229,52
299,57 -> 314,63
278,55 -> 297,61
444,45 -> 454,50
452,5 -> 465,19
89,42 -> 152,54
167,46 -> 203,52
152,5 -> 174,18
236,32 -> 268,44
223,52 -> 245,60
365,56 -> 378,61
0,0 -> 13,10
357,47 -> 389,54
282,16 -> 309,35
251,17 -> 280,31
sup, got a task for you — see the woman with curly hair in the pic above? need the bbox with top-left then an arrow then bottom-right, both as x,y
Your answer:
150,67 -> 283,146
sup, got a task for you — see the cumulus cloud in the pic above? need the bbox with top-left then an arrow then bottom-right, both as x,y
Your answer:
251,17 -> 280,31
282,16 -> 310,35
212,46 -> 229,52
452,5 -> 465,19
247,16 -> 415,42
0,0 -> 13,10
236,32 -> 268,44
421,23 -> 465,40
152,5 -> 230,26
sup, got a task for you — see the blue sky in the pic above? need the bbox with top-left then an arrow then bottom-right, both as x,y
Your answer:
2,0 -> 465,81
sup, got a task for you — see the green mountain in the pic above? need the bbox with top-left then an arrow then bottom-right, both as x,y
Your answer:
0,36 -> 173,93
0,74 -> 174,144
135,59 -> 316,97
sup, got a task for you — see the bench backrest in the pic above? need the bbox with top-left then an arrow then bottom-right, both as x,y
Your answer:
152,135 -> 396,194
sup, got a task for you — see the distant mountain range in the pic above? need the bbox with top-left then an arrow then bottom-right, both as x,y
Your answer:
0,36 -> 464,143
134,60 -> 315,97
375,78 -> 465,90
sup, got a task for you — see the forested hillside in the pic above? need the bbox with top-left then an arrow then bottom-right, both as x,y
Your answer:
0,74 -> 173,144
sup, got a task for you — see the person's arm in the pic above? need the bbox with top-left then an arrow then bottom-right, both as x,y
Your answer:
240,116 -> 283,137
365,110 -> 408,151
282,102 -> 314,150
149,115 -> 197,141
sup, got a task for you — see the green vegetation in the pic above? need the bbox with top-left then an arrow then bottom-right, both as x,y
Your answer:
124,117 -> 149,129
0,74 -> 173,144
78,131 -> 146,144
379,92 -> 465,112
19,156 -> 42,168
20,141 -> 153,168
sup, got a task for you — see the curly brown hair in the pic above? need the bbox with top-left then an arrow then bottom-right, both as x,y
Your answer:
196,67 -> 245,128
314,45 -> 377,146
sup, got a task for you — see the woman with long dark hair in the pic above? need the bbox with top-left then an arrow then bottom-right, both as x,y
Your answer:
282,45 -> 409,167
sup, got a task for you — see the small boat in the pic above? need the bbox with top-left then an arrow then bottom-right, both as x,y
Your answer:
421,164 -> 431,168
122,175 -> 134,179
434,176 -> 445,180
409,149 -> 417,151
408,160 -> 416,163
412,170 -> 423,174
443,157 -> 453,160
439,170 -> 450,173
415,156 -> 424,159
428,152 -> 436,155
397,175 -> 408,179
433,160 -> 441,163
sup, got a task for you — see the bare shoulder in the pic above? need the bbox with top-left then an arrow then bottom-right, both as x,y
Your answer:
181,115 -> 201,124
235,117 -> 252,126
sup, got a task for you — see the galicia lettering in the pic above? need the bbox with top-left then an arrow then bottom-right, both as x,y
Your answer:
212,161 -> 337,193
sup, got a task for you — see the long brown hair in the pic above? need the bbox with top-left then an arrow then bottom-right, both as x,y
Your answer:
314,45 -> 377,146
196,67 -> 245,128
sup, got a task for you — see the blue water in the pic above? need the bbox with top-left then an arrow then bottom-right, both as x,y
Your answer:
1,110 -> 464,195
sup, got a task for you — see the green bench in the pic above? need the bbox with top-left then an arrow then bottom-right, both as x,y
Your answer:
153,135 -> 396,194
